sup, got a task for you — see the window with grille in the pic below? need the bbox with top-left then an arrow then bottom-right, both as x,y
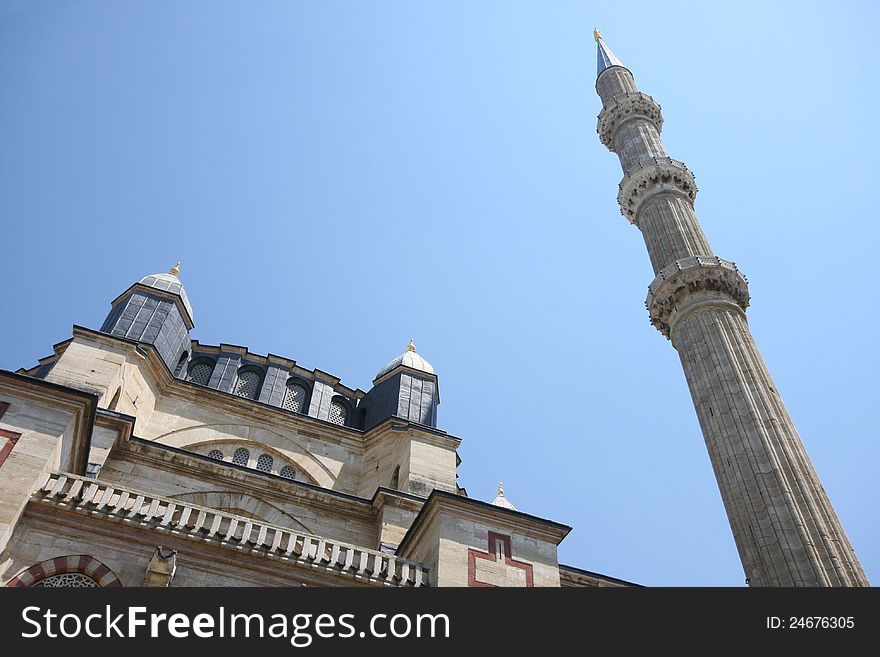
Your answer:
282,382 -> 307,413
257,454 -> 273,473
232,448 -> 250,466
207,449 -> 223,460
234,369 -> 262,399
329,398 -> 348,426
280,465 -> 296,480
32,573 -> 99,587
188,361 -> 214,386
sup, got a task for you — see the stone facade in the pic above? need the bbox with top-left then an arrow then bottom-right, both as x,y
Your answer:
0,267 -> 621,587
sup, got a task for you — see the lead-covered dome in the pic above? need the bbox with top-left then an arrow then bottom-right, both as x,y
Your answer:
375,339 -> 435,380
139,263 -> 193,324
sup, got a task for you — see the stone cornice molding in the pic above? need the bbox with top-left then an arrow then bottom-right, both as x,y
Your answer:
0,369 -> 97,476
122,438 -> 370,516
646,256 -> 750,338
597,91 -> 663,151
618,157 -> 697,224
362,417 -> 461,451
396,490 -> 571,560
66,326 -> 369,450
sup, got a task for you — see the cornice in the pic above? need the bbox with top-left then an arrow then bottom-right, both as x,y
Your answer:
69,326 -> 369,450
0,369 -> 97,476
396,489 -> 571,558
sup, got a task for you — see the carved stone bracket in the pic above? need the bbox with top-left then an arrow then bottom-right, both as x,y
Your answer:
646,256 -> 750,338
597,92 -> 663,151
143,546 -> 177,587
618,158 -> 697,224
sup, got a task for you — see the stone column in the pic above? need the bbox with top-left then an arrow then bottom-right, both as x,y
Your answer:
595,39 -> 868,586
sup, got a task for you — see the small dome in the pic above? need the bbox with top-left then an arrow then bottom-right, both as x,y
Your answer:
491,483 -> 517,511
375,340 -> 435,380
139,266 -> 194,323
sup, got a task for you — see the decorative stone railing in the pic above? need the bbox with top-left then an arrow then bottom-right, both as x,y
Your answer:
597,91 -> 663,151
34,472 -> 430,587
617,157 -> 697,224
646,256 -> 750,339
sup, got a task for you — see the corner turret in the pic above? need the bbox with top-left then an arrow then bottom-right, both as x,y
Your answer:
99,263 -> 193,373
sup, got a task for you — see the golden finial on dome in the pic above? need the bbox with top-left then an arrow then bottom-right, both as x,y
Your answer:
498,482 -> 504,497
593,27 -> 602,42
169,262 -> 181,276
407,338 -> 416,352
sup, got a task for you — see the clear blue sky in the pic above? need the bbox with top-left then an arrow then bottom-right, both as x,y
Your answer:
1,2 -> 877,586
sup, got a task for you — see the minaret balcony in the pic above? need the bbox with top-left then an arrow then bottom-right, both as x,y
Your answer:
617,157 -> 698,224
646,256 -> 750,339
597,91 -> 663,151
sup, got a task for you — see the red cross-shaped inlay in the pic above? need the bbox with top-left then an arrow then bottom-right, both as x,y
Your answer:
0,402 -> 22,469
467,531 -> 534,587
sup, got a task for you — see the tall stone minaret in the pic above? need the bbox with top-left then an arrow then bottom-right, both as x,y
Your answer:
592,30 -> 868,586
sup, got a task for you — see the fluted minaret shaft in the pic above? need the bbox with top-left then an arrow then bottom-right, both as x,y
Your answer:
594,34 -> 868,586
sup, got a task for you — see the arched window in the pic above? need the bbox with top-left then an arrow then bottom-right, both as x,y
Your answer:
173,351 -> 189,378
232,448 -> 250,467
390,465 -> 400,489
280,465 -> 296,480
329,397 -> 349,426
256,454 -> 273,473
187,361 -> 214,386
282,381 -> 308,413
207,449 -> 223,460
234,369 -> 262,399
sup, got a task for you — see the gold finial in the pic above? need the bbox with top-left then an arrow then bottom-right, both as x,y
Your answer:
168,262 -> 181,276
407,338 -> 416,352
593,28 -> 602,42
498,482 -> 504,497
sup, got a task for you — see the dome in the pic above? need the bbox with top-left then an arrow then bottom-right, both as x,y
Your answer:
491,483 -> 517,511
375,340 -> 435,380
138,264 -> 194,324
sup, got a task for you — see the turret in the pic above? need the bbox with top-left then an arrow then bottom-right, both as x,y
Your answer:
100,262 -> 193,373
361,340 -> 439,430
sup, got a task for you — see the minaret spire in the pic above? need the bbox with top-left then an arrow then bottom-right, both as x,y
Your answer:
594,28 -> 624,77
594,37 -> 868,586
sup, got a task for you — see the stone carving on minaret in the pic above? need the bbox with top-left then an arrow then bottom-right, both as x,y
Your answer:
597,91 -> 663,151
617,158 -> 697,224
646,256 -> 750,338
593,31 -> 869,587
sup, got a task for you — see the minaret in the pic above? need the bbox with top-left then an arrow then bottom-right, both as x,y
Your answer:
593,30 -> 868,586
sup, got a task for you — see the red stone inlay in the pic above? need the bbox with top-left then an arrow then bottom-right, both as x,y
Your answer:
5,555 -> 123,588
467,531 -> 534,587
0,401 -> 21,468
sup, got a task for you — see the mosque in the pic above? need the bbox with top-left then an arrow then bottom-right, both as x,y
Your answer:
0,33 -> 866,587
